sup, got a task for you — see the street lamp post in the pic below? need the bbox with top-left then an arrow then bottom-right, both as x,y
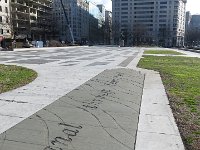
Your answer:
42,19 -> 46,42
59,0 -> 74,44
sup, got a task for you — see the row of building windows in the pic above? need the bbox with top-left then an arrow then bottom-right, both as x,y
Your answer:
0,6 -> 8,13
0,29 -> 10,34
115,2 -> 179,9
0,0 -> 8,3
0,16 -> 9,23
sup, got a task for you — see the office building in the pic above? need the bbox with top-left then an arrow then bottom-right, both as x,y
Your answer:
53,0 -> 89,43
185,11 -> 191,31
10,0 -> 53,40
97,4 -> 105,25
105,10 -> 112,44
89,2 -> 105,43
112,0 -> 187,47
185,14 -> 200,46
53,0 -> 106,44
0,0 -> 12,39
190,15 -> 200,30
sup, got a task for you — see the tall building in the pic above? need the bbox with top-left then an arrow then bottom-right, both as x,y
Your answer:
185,11 -> 191,31
0,0 -> 12,39
52,0 -> 89,43
88,1 -> 99,43
185,14 -> 200,46
89,2 -> 105,43
97,4 -> 105,24
190,15 -> 200,30
52,0 -> 106,44
105,10 -> 112,44
10,0 -> 53,40
112,0 -> 187,47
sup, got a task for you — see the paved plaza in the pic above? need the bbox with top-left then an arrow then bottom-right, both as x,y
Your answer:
0,46 -> 142,133
0,46 -> 196,150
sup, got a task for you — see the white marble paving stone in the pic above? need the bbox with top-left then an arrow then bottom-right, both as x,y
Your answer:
0,116 -> 24,134
135,131 -> 185,150
0,103 -> 44,118
142,89 -> 169,105
140,103 -> 173,117
138,114 -> 179,135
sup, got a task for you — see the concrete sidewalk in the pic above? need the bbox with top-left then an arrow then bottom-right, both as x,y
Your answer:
0,47 -> 190,150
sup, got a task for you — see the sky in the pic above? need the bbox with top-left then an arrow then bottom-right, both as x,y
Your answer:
99,0 -> 200,14
94,0 -> 112,11
186,0 -> 200,14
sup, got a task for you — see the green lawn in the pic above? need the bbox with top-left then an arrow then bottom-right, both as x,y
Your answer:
144,50 -> 184,55
137,56 -> 200,150
0,64 -> 37,94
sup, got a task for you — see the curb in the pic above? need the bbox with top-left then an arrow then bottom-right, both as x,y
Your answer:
135,69 -> 185,150
127,48 -> 185,150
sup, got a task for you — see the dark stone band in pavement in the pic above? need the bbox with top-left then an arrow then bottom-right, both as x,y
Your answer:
118,53 -> 139,67
0,68 -> 145,150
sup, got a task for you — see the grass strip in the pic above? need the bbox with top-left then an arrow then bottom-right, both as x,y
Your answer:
144,50 -> 184,55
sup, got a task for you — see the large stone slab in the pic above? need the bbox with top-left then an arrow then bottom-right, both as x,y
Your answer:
0,68 -> 144,150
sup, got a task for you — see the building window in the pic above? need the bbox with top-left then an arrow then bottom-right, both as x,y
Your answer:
160,2 -> 167,4
160,6 -> 167,9
121,3 -> 128,6
5,7 -> 8,13
6,17 -> 8,23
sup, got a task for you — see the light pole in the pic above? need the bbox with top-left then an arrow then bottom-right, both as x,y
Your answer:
59,0 -> 74,44
42,19 -> 47,42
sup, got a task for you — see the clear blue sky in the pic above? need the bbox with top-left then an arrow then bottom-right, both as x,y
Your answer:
100,0 -> 199,14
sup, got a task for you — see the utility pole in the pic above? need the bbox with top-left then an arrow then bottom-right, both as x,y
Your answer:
59,0 -> 74,44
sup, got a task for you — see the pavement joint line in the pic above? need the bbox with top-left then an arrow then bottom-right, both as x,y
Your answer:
142,113 -> 172,116
0,99 -> 28,104
0,114 -> 25,119
137,130 -> 181,136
